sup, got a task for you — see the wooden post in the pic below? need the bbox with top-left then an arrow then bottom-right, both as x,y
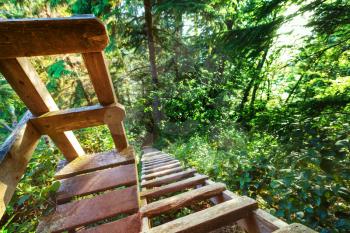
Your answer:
0,57 -> 84,161
0,112 -> 40,218
83,52 -> 129,151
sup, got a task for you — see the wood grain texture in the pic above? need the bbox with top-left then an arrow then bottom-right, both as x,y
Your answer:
141,174 -> 208,199
272,223 -> 317,233
57,164 -> 137,203
143,160 -> 180,170
77,213 -> 141,233
82,52 -> 117,105
0,112 -> 40,218
141,169 -> 196,188
141,183 -> 226,217
0,16 -> 108,58
142,162 -> 181,175
142,167 -> 183,180
143,158 -> 177,166
205,179 -> 288,233
0,57 -> 84,161
55,150 -> 135,179
148,197 -> 258,233
141,154 -> 170,162
37,186 -> 139,233
107,120 -> 129,152
30,104 -> 125,134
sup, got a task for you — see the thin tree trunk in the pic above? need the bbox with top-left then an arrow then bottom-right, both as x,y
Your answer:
144,0 -> 161,137
285,75 -> 304,104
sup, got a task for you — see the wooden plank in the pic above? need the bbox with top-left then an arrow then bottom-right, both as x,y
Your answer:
143,151 -> 163,158
148,197 -> 258,233
142,167 -> 183,180
141,174 -> 208,199
57,164 -> 137,203
143,158 -> 176,166
82,52 -> 117,105
205,179 -> 288,233
272,223 -> 317,233
0,57 -> 84,161
76,213 -> 141,233
30,104 -> 125,134
37,186 -> 139,233
143,160 -> 180,170
142,162 -> 181,175
141,169 -> 196,188
141,183 -> 226,217
0,16 -> 108,58
142,154 -> 170,162
55,150 -> 135,179
0,112 -> 40,218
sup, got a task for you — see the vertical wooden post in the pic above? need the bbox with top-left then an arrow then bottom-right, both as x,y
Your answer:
83,52 -> 129,151
0,58 -> 85,161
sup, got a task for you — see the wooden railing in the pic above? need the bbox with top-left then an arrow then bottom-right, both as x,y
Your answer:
0,15 -> 129,218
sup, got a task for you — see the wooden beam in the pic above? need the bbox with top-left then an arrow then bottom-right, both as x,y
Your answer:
142,167 -> 183,180
0,16 -> 108,58
30,104 -> 125,134
142,162 -> 181,175
141,174 -> 208,199
107,121 -> 129,152
148,197 -> 258,233
0,112 -> 40,218
0,57 -> 84,161
141,169 -> 196,188
82,52 -> 117,105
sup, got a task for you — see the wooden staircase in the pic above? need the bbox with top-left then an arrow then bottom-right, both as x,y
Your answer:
140,147 -> 316,233
0,16 -> 317,233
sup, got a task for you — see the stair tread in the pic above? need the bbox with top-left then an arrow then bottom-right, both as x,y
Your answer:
55,150 -> 134,179
142,167 -> 183,180
148,197 -> 258,233
142,162 -> 181,175
141,183 -> 226,217
57,164 -> 137,203
37,186 -> 138,233
77,213 -> 141,233
141,169 -> 196,188
141,174 -> 208,199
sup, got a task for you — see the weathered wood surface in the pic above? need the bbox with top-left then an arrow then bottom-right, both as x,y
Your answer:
55,150 -> 135,179
107,120 -> 129,152
77,213 -> 141,233
30,104 -> 125,134
0,57 -> 84,161
147,197 -> 258,233
82,52 -> 117,105
141,183 -> 226,217
272,223 -> 317,233
143,158 -> 177,166
141,154 -> 170,162
142,162 -> 181,175
142,167 -> 183,180
141,174 -> 208,199
0,112 -> 40,218
0,16 -> 108,58
37,186 -> 138,233
143,160 -> 180,170
205,179 -> 288,233
57,164 -> 136,203
141,169 -> 196,188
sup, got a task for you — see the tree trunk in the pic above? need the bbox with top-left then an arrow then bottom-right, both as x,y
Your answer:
285,75 -> 304,104
144,0 -> 161,138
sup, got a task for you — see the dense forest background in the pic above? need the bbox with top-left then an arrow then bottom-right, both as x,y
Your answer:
0,0 -> 349,232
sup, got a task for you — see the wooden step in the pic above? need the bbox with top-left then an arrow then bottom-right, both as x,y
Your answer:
141,169 -> 196,188
141,174 -> 208,199
142,154 -> 170,162
143,158 -> 176,166
143,160 -> 180,170
55,150 -> 134,179
142,167 -> 183,180
141,183 -> 226,217
142,162 -> 181,175
57,164 -> 137,203
76,213 -> 141,233
147,197 -> 258,233
37,186 -> 138,233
